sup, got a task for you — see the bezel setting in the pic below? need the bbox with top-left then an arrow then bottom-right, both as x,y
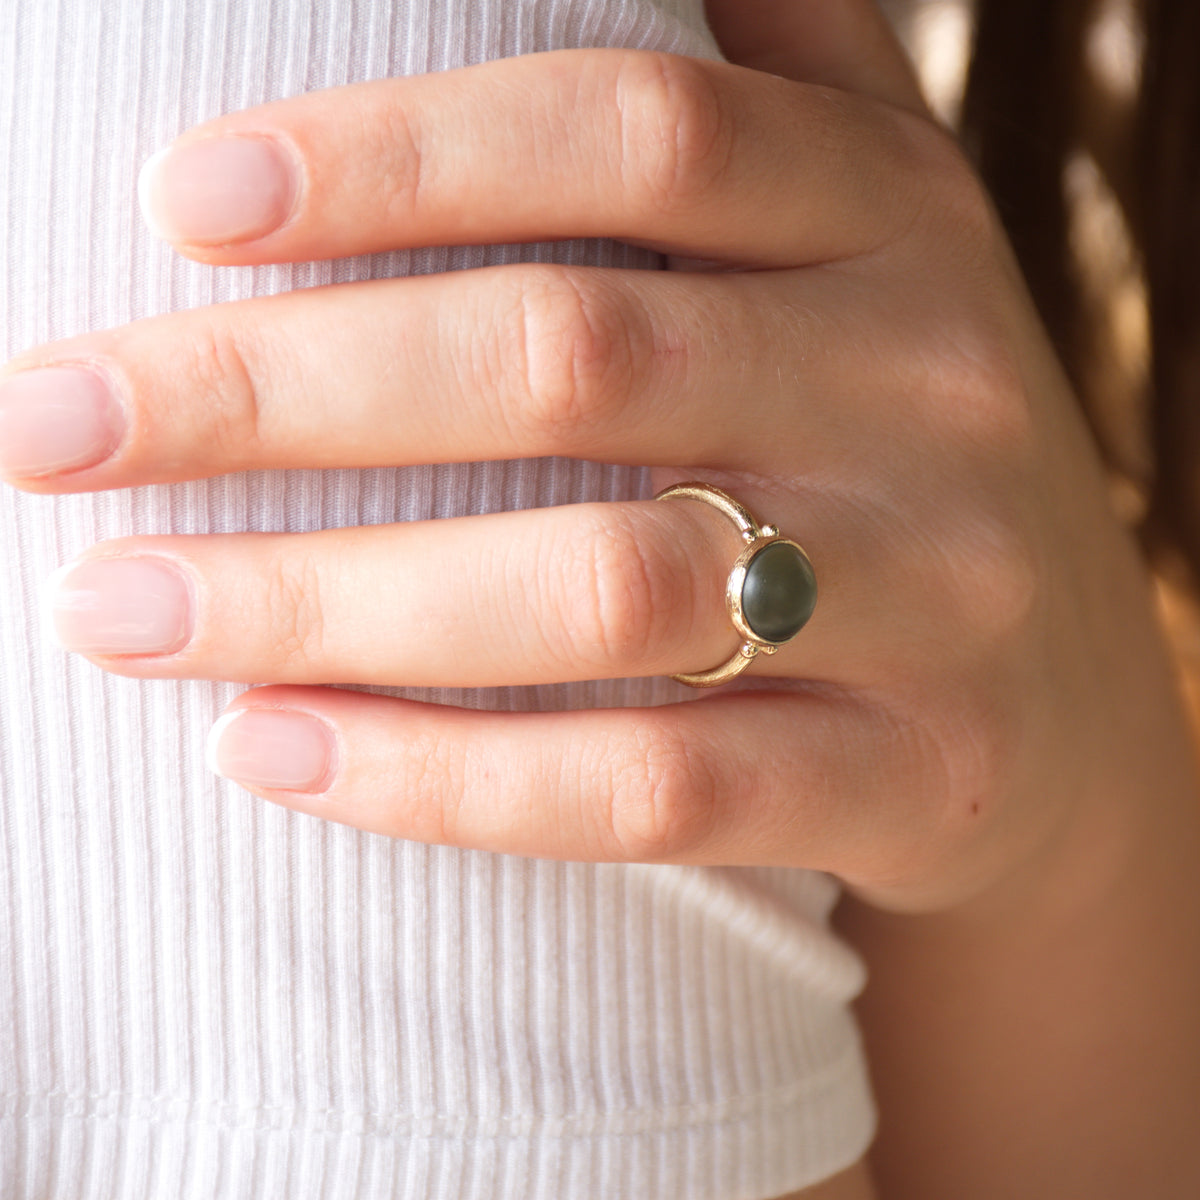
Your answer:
727,533 -> 814,649
654,483 -> 817,687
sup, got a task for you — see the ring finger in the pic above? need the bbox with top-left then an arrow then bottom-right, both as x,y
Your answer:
44,495 -> 860,687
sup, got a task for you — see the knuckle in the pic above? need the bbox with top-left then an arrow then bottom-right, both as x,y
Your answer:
944,511 -> 1042,643
174,318 -> 265,463
393,731 -> 466,844
914,288 -> 1037,454
931,149 -> 1003,251
859,690 -> 1024,898
261,547 -> 326,674
367,97 -> 426,226
924,688 -> 1022,842
895,111 -> 998,242
615,53 -> 734,218
504,267 -> 639,449
940,319 -> 1036,451
557,510 -> 692,676
604,722 -> 718,860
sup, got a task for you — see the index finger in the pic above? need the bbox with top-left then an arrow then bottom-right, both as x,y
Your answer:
138,49 -> 946,268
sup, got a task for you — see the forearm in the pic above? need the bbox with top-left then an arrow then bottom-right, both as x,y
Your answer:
838,599 -> 1200,1197
776,1161 -> 878,1200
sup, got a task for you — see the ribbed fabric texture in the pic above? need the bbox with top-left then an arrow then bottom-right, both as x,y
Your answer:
0,1 -> 876,1196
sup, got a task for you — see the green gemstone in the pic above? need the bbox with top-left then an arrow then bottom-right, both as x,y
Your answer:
741,541 -> 817,643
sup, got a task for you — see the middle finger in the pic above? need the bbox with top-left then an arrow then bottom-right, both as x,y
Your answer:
1,263 -> 913,491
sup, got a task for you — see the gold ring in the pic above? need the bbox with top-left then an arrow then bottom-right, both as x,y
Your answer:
655,482 -> 817,687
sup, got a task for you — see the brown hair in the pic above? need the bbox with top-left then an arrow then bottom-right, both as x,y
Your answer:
960,0 -> 1200,591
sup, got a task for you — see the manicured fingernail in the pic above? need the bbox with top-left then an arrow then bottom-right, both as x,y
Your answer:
207,709 -> 337,793
138,135 -> 299,244
0,366 -> 125,478
47,557 -> 193,655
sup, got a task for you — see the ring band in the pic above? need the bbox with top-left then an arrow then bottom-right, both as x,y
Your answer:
655,482 -> 817,687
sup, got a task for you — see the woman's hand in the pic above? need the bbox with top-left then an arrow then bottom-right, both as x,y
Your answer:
0,21 -> 1191,924
8,7 -> 1199,1192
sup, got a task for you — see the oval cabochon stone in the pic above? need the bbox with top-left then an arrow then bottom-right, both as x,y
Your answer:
741,541 -> 817,643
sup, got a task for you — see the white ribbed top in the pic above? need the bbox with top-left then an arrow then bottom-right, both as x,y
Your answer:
0,2 -> 875,1196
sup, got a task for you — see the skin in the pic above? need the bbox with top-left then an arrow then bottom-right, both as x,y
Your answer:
4,1 -> 1199,1194
782,1162 -> 876,1200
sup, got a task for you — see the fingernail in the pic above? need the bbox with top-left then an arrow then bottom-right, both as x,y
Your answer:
138,135 -> 299,244
0,366 -> 126,478
47,557 -> 193,655
207,709 -> 337,793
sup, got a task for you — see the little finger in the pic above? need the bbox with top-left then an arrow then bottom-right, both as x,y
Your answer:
205,684 -> 922,873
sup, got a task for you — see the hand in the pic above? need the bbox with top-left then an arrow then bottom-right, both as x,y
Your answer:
0,8 -> 1186,920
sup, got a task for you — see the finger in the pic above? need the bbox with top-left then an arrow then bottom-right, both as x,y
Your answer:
204,684 -> 919,873
44,501 -> 751,687
0,263 -> 927,493
704,0 -> 930,117
136,49 -> 946,268
46,475 -> 1009,694
46,487 -> 919,688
